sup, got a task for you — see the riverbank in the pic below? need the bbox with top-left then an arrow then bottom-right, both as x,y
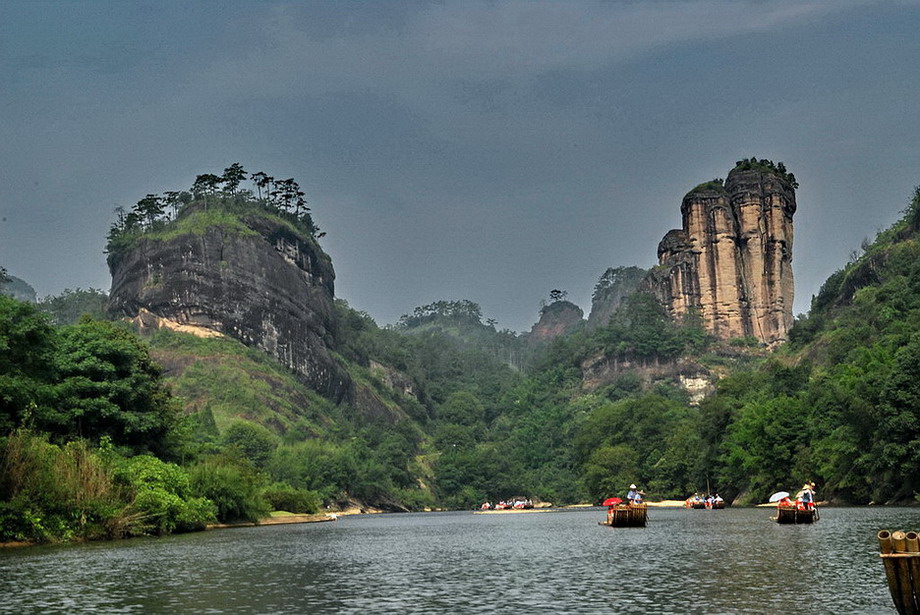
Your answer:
206,511 -> 339,529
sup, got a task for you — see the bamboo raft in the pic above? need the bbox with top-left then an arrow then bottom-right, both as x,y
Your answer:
879,530 -> 920,614
599,504 -> 648,528
772,506 -> 818,524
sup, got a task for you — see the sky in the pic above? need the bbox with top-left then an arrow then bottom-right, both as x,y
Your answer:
2,1 -> 920,333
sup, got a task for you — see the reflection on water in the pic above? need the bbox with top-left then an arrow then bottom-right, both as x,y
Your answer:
1,507 -> 915,613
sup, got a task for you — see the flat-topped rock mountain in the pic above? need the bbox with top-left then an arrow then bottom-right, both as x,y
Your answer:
108,205 -> 353,403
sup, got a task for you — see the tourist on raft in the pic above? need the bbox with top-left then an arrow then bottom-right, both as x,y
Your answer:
797,482 -> 816,510
627,484 -> 643,505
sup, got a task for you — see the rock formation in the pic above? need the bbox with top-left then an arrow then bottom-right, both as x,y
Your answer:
529,300 -> 584,341
587,266 -> 647,329
0,274 -> 37,303
643,162 -> 796,345
108,208 -> 353,402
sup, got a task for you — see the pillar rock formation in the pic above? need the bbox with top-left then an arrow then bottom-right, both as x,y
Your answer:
643,163 -> 796,346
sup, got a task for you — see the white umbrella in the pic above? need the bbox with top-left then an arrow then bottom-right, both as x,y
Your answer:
768,491 -> 790,503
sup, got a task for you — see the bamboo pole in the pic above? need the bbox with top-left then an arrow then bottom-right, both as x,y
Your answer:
892,531 -> 916,613
894,531 -> 909,553
880,531 -> 909,615
880,530 -> 894,554
906,532 -> 920,614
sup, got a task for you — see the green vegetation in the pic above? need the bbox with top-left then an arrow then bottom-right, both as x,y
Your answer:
106,163 -> 323,270
687,178 -> 726,195
38,288 -> 109,325
732,157 -> 798,188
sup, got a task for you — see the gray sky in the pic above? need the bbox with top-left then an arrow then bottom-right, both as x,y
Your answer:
2,1 -> 919,332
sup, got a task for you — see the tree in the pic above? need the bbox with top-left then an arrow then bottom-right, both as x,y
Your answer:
219,420 -> 278,468
192,174 -> 223,208
251,171 -> 271,201
47,318 -> 182,456
163,191 -> 182,219
0,266 -> 8,285
133,194 -> 164,228
222,163 -> 247,195
39,288 -> 108,325
549,289 -> 568,303
0,296 -> 57,432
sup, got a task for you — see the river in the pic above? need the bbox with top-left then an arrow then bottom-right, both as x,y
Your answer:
1,506 -> 916,614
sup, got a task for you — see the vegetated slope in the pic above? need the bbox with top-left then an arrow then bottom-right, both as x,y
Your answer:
699,186 -> 920,504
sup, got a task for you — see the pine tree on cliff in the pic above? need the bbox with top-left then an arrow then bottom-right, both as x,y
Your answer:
251,171 -> 271,201
134,194 -> 164,229
192,173 -> 223,209
162,191 -> 182,220
222,163 -> 247,195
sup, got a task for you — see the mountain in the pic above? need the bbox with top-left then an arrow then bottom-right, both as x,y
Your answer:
108,201 -> 352,403
0,274 -> 36,303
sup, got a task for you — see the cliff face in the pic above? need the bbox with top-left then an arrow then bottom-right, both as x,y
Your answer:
108,212 -> 353,402
587,266 -> 647,329
643,167 -> 796,345
530,300 -> 584,341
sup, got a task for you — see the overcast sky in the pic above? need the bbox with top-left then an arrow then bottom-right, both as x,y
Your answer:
2,1 -> 919,332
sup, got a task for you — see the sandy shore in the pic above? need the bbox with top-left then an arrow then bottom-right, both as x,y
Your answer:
207,512 -> 339,529
473,508 -> 551,514
646,500 -> 688,508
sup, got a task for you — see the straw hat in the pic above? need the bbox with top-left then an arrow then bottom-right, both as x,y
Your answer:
629,484 -> 637,489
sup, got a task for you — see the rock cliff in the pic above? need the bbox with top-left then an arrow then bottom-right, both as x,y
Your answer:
587,266 -> 647,329
529,300 -> 584,341
108,208 -> 353,402
643,163 -> 796,345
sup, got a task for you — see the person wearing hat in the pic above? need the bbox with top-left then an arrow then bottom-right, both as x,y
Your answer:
627,484 -> 640,504
800,483 -> 815,510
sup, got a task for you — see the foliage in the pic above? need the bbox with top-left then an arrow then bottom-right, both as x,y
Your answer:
39,288 -> 109,325
105,163 -> 324,270
262,482 -> 320,514
115,454 -> 216,535
189,456 -> 270,523
732,157 -> 798,189
0,296 -> 57,433
592,266 -> 646,305
687,178 -> 726,194
220,420 -> 279,468
48,318 -> 182,457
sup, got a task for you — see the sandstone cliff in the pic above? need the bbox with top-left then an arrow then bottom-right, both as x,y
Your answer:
108,207 -> 353,403
643,162 -> 796,345
529,300 -> 584,341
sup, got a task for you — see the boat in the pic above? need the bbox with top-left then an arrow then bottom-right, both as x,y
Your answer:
599,503 -> 648,528
707,499 -> 725,510
772,504 -> 818,524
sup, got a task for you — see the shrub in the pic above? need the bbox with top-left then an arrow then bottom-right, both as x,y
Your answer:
262,482 -> 320,514
189,457 -> 270,523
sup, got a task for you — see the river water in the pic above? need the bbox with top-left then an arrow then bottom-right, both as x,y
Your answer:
1,506 -> 916,614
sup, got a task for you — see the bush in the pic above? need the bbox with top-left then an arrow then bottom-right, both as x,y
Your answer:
189,457 -> 270,523
262,482 -> 320,514
116,455 -> 216,535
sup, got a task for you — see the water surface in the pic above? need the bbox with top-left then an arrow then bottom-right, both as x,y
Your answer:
1,506 -> 915,613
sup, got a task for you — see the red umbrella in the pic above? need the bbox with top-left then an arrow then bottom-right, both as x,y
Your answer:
602,497 -> 622,506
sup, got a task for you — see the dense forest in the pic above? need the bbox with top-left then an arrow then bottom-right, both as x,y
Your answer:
4,164 -> 920,544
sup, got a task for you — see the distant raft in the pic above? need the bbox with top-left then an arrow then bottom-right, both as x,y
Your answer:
878,530 -> 920,614
599,503 -> 647,528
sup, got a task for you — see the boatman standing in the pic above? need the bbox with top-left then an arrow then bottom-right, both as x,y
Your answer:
799,483 -> 815,510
